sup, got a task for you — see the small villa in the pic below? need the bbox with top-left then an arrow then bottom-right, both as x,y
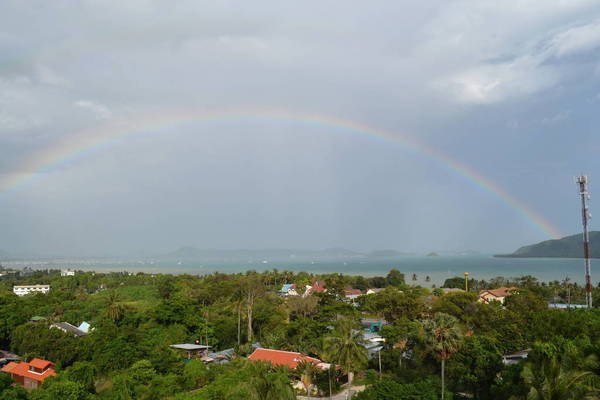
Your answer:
304,280 -> 327,296
478,287 -> 517,304
1,358 -> 56,389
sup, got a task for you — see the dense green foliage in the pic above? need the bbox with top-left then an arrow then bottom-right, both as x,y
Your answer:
1,268 -> 600,399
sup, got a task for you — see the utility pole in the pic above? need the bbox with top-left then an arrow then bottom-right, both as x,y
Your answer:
577,175 -> 593,308
378,348 -> 382,379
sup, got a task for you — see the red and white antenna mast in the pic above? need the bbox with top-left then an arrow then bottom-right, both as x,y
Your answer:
577,175 -> 593,308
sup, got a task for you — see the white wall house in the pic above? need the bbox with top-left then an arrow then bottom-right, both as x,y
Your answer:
61,270 -> 75,277
13,285 -> 50,296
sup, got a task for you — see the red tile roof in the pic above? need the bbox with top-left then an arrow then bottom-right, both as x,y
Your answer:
309,280 -> 327,293
1,359 -> 56,382
248,348 -> 321,369
1,362 -> 17,373
29,358 -> 53,370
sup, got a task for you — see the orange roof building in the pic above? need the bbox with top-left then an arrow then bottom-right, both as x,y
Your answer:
1,358 -> 56,389
478,287 -> 517,305
248,348 -> 322,369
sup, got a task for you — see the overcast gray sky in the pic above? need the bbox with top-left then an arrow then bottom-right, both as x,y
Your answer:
2,0 -> 600,256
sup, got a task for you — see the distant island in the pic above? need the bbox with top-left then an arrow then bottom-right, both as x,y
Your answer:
159,247 -> 413,261
495,231 -> 600,258
426,252 -> 439,257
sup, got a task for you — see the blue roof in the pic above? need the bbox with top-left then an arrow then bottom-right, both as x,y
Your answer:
280,284 -> 293,293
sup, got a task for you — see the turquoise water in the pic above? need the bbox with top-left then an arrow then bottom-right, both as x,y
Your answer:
73,255 -> 593,286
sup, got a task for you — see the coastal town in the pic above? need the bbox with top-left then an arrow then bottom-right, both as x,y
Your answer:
0,265 -> 598,399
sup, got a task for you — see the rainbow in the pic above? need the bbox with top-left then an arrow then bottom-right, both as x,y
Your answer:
0,106 -> 562,238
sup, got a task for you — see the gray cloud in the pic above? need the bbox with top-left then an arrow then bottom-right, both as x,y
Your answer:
1,1 -> 600,255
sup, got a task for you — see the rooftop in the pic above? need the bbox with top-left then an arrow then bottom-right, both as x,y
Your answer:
480,287 -> 517,298
248,348 -> 321,369
51,322 -> 88,337
170,344 -> 211,351
1,359 -> 56,382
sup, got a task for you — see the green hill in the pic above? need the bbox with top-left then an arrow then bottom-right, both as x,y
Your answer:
496,231 -> 600,258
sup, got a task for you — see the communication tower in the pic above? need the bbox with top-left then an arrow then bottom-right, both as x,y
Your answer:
576,175 -> 593,308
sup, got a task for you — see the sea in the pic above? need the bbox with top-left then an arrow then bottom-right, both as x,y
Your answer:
6,255 -> 593,286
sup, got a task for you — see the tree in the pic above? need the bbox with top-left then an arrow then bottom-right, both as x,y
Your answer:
381,319 -> 419,369
246,362 -> 296,400
422,313 -> 463,400
311,337 -> 336,398
30,377 -> 90,400
386,269 -> 405,287
353,377 -> 446,400
521,356 -> 599,399
105,290 -> 125,323
432,292 -> 478,321
368,288 -> 423,323
296,360 -> 319,398
181,360 -> 210,390
446,335 -> 503,399
64,361 -> 97,393
325,318 -> 368,386
239,273 -> 265,343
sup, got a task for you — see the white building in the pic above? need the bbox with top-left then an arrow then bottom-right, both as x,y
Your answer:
61,270 -> 75,277
13,285 -> 50,296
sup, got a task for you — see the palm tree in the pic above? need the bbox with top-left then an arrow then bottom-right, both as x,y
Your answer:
105,290 -> 125,322
247,362 -> 295,400
325,319 -> 368,387
312,337 -> 335,399
422,312 -> 463,400
296,360 -> 319,398
521,356 -> 599,400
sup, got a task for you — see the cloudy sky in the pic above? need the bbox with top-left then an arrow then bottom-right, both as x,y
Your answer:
2,0 -> 600,256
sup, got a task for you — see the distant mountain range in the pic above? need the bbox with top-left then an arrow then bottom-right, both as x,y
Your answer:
496,232 -> 600,258
158,247 -> 414,261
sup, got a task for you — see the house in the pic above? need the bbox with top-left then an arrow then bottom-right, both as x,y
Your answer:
361,318 -> 386,332
279,284 -> 300,297
363,331 -> 385,360
478,287 -> 517,305
203,348 -> 235,364
304,280 -> 327,296
1,358 -> 56,389
170,343 -> 211,360
344,289 -> 363,300
366,288 -> 385,295
13,285 -> 50,296
0,350 -> 19,367
61,269 -> 75,277
247,348 -> 327,369
50,322 -> 89,337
